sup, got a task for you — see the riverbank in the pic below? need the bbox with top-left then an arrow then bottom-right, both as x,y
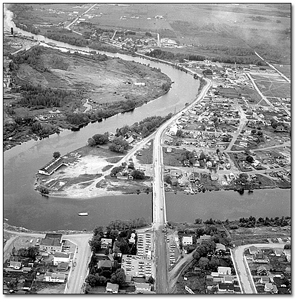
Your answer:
4,40 -> 172,151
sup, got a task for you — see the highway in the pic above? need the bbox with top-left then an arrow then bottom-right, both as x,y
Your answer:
152,77 -> 212,293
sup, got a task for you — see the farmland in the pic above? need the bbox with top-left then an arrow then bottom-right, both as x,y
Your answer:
9,3 -> 291,64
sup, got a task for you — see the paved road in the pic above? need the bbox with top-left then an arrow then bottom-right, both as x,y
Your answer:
254,52 -> 290,83
4,230 -> 92,294
66,4 -> 97,30
246,73 -> 274,108
152,77 -> 212,293
63,233 -> 92,294
231,243 -> 286,294
225,103 -> 248,151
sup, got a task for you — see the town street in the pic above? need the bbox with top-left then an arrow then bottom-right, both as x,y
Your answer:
152,77 -> 212,293
63,233 -> 92,294
3,230 -> 92,294
231,243 -> 286,294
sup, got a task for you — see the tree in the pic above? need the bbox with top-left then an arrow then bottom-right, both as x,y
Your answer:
94,226 -> 104,237
176,129 -> 183,137
131,170 -> 145,180
88,137 -> 96,147
27,246 -> 39,260
198,257 -> 209,269
251,129 -> 257,135
192,250 -> 200,260
86,274 -> 98,287
53,151 -> 61,159
93,133 -> 109,145
128,162 -> 135,170
110,268 -> 126,286
89,234 -> 102,252
195,218 -> 202,224
110,166 -> 123,177
246,155 -> 254,163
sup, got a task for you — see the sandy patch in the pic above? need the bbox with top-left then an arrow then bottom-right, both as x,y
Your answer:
58,155 -> 109,178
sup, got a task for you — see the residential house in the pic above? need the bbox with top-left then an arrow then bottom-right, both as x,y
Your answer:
44,272 -> 66,283
53,252 -> 70,266
257,265 -> 268,276
106,282 -> 119,293
222,275 -> 233,284
101,238 -> 113,249
168,176 -> 177,186
215,243 -> 226,255
57,262 -> 69,271
196,235 -> 211,245
249,246 -> 259,255
182,236 -> 193,246
274,248 -> 284,257
264,283 -> 278,294
260,276 -> 270,284
217,283 -> 234,293
253,252 -> 269,264
9,261 -> 22,270
97,260 -> 113,272
218,267 -> 231,276
135,282 -> 152,293
283,249 -> 291,262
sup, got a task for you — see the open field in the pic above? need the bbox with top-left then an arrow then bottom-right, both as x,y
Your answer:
273,64 -> 291,80
16,47 -> 170,105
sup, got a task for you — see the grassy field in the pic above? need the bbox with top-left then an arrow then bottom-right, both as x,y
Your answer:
136,140 -> 153,164
273,64 -> 291,80
16,47 -> 170,106
250,73 -> 290,98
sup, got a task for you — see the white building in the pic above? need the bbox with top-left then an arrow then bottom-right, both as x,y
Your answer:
182,236 -> 193,246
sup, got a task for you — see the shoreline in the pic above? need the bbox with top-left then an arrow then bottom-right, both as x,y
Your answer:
38,183 -> 290,200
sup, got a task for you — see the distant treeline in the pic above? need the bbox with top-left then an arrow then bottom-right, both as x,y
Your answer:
146,48 -> 266,65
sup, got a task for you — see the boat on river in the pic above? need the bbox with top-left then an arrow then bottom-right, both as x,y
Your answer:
78,212 -> 88,216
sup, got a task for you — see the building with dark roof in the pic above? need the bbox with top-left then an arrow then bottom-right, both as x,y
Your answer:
39,233 -> 63,253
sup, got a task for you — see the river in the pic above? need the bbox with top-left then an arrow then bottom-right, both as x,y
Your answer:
3,6 -> 291,231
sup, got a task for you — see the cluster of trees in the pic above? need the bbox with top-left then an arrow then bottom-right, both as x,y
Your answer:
89,219 -> 147,253
18,84 -> 75,108
109,137 -> 130,153
85,273 -> 107,288
14,246 -> 39,260
237,216 -> 290,228
116,114 -> 172,139
10,46 -> 46,72
45,29 -> 89,47
145,48 -> 266,66
87,132 -> 109,147
66,113 -> 90,126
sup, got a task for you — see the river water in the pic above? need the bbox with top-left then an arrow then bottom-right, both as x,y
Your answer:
3,7 -> 291,231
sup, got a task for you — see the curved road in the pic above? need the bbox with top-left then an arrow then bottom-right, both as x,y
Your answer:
231,243 -> 286,294
4,230 -> 92,294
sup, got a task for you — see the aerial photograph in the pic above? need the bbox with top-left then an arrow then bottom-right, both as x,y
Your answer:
3,2 -> 291,295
